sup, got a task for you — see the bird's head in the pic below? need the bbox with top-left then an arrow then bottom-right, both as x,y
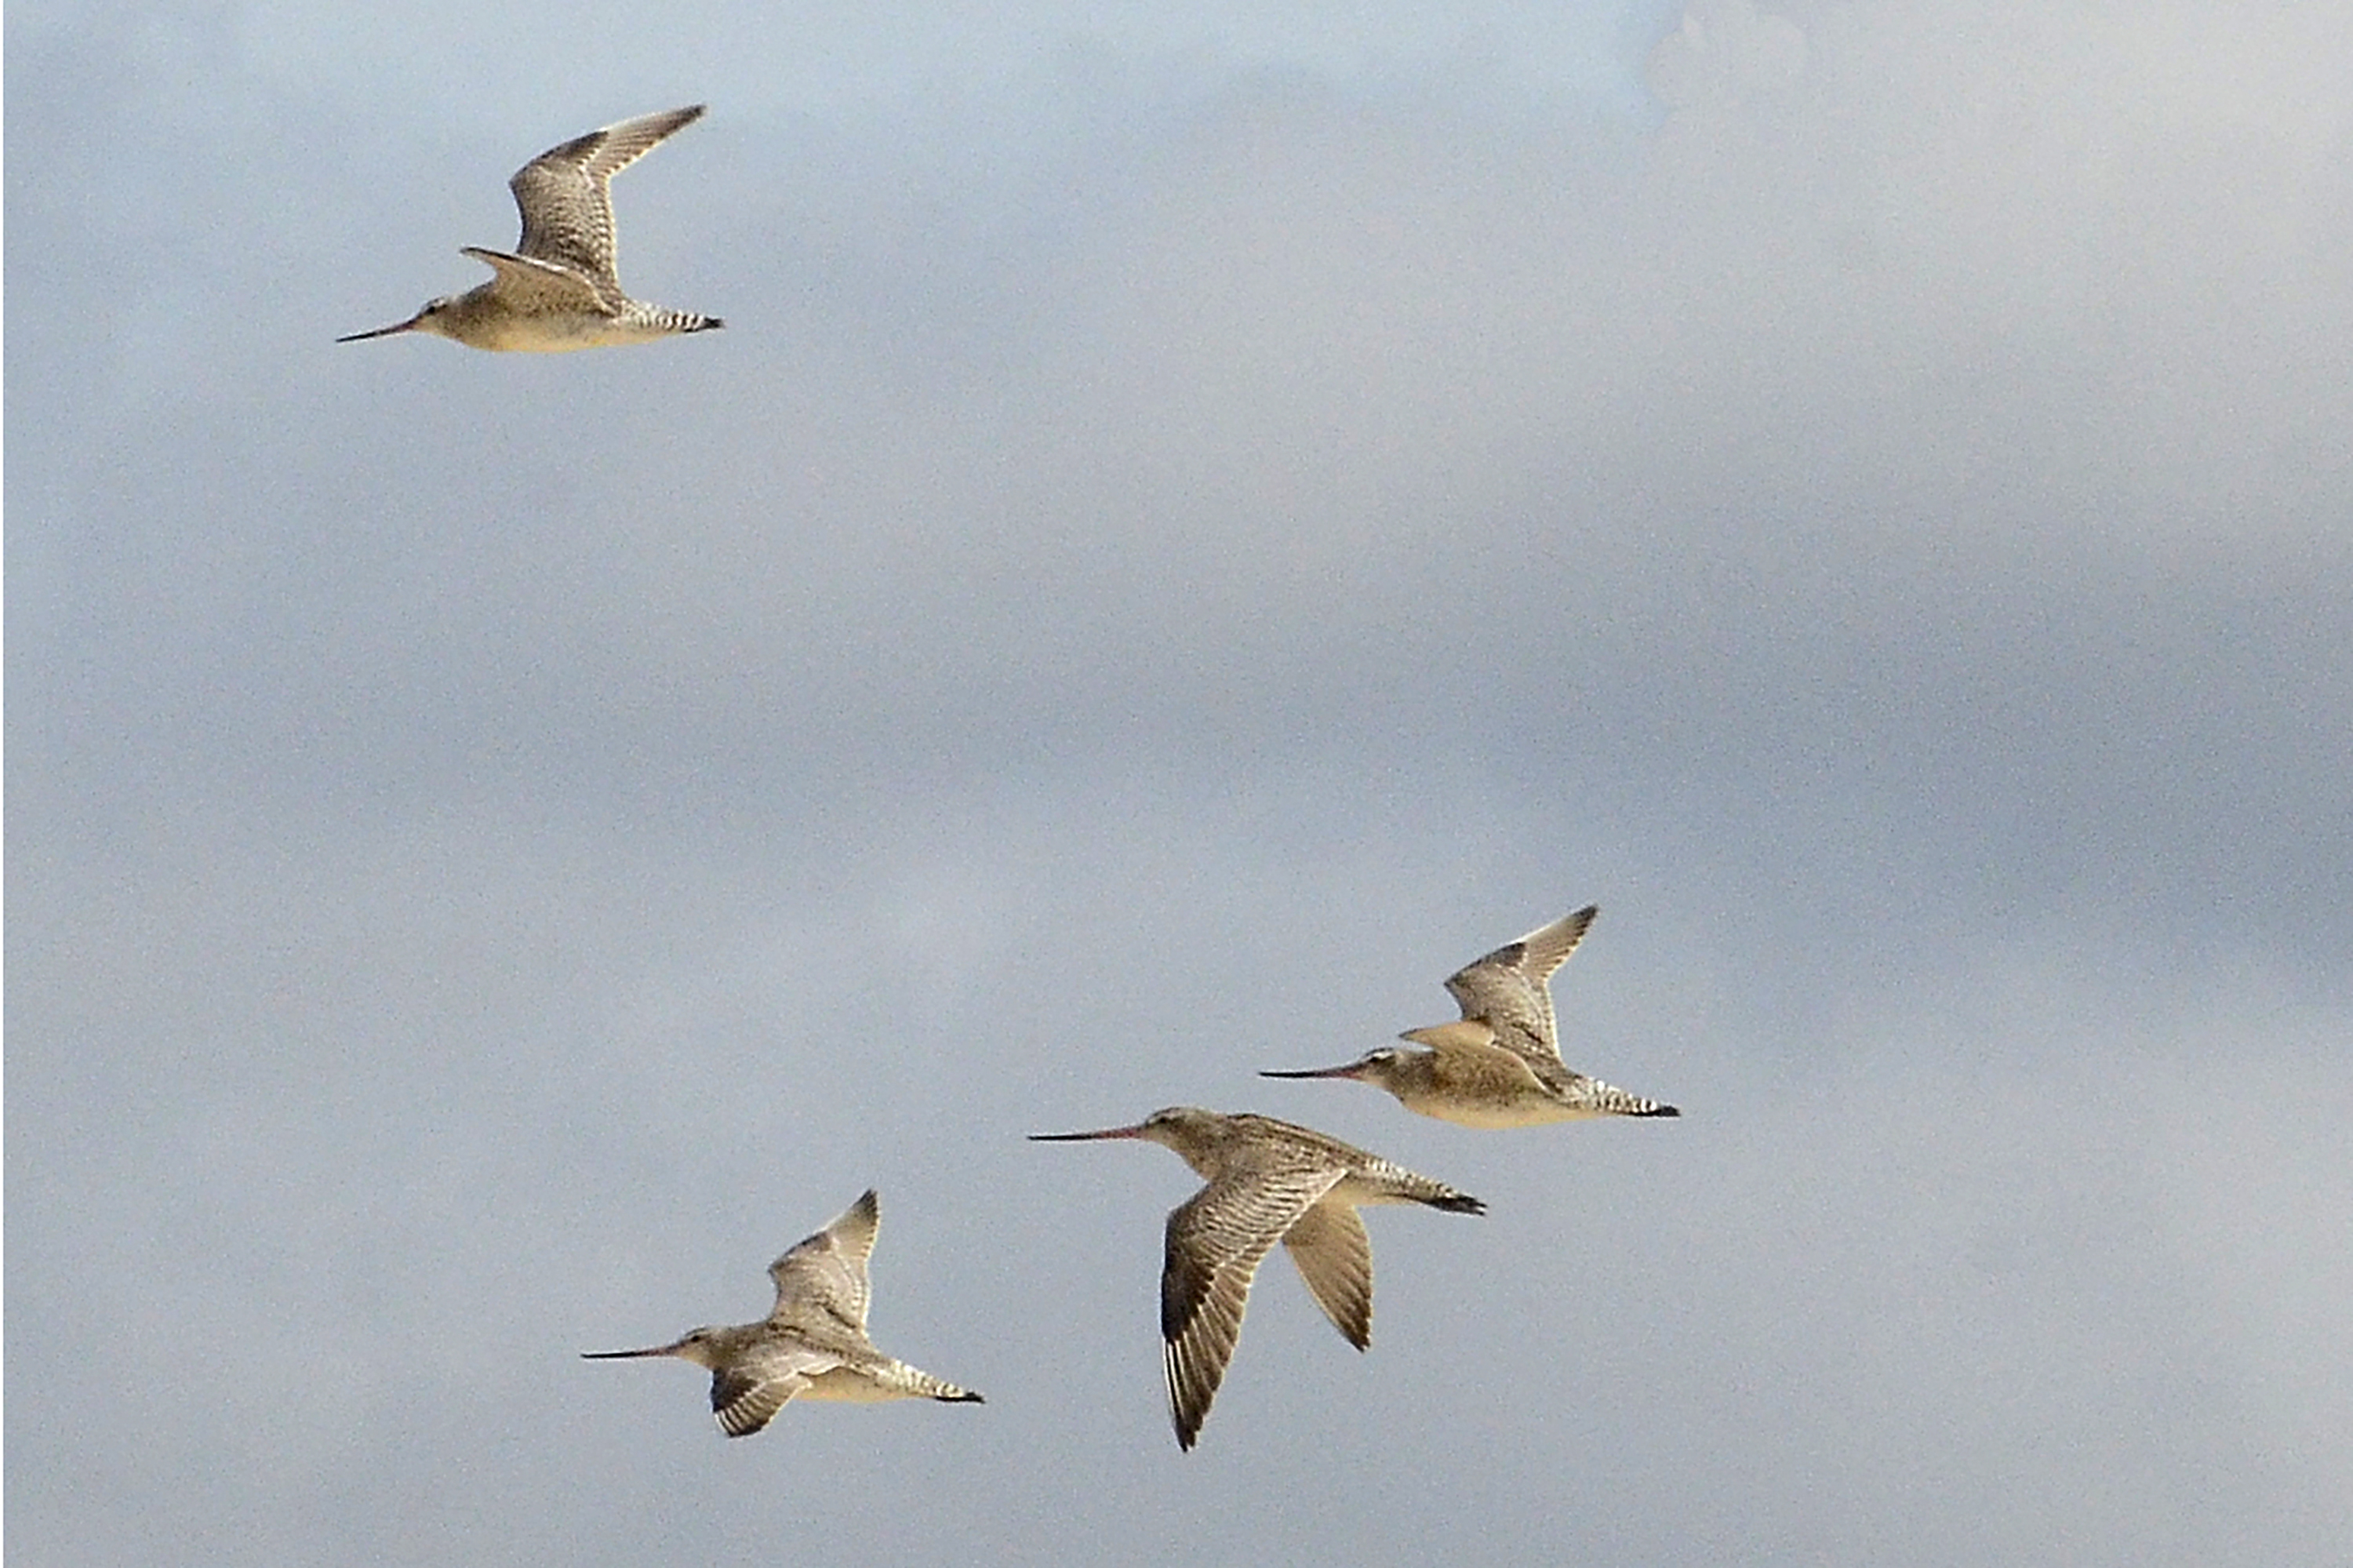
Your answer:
337,295 -> 459,343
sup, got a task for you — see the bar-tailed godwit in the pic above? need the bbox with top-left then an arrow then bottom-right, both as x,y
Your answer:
1030,1108 -> 1482,1450
340,105 -> 722,351
583,1190 -> 981,1437
1263,907 -> 1680,1127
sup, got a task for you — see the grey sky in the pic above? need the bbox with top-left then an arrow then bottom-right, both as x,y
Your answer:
9,0 -> 2351,1563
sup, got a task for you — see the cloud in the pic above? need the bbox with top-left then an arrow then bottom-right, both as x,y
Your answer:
1647,0 -> 1806,112
9,2 -> 2353,1563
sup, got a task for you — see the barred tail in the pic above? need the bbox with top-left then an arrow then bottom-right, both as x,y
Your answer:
888,1360 -> 984,1403
1571,1077 -> 1680,1118
626,304 -> 724,337
1365,1162 -> 1488,1215
1397,1171 -> 1486,1214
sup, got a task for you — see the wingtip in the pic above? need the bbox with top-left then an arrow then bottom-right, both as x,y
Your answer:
1433,1194 -> 1487,1215
1537,904 -> 1599,948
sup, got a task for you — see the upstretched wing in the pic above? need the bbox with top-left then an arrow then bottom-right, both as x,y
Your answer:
1442,906 -> 1598,1067
1160,1164 -> 1344,1450
769,1189 -> 880,1336
508,104 -> 705,293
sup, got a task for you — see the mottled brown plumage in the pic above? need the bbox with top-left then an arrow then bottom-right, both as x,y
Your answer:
1264,906 -> 1681,1127
340,106 -> 722,351
583,1190 -> 982,1437
1031,1108 -> 1482,1450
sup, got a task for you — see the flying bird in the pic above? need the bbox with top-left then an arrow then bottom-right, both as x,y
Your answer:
340,105 -> 722,351
583,1190 -> 982,1437
1031,1108 -> 1482,1450
1263,906 -> 1681,1127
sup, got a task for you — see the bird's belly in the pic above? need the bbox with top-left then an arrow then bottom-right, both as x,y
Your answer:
466,315 -> 631,352
1397,1089 -> 1584,1129
797,1366 -> 909,1403
450,298 -> 675,351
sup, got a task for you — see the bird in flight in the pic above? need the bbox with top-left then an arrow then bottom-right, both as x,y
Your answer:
340,105 -> 722,351
584,1190 -> 982,1437
1263,906 -> 1680,1127
1032,1107 -> 1482,1450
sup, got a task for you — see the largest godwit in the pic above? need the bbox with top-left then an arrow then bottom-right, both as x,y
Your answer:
583,1190 -> 982,1437
340,105 -> 722,351
1263,906 -> 1681,1127
1030,1108 -> 1483,1450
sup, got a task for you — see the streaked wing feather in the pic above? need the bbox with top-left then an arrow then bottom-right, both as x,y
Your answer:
1281,1201 -> 1374,1351
710,1352 -> 824,1438
769,1189 -> 878,1333
1442,907 -> 1597,1066
1515,905 -> 1599,983
508,105 -> 705,290
1160,1166 -> 1342,1450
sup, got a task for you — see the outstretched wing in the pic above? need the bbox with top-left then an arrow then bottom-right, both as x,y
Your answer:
508,104 -> 705,293
769,1189 -> 879,1335
1442,906 -> 1598,1067
1160,1165 -> 1344,1450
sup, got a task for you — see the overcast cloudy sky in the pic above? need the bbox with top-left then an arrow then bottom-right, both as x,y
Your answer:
9,1 -> 2352,1562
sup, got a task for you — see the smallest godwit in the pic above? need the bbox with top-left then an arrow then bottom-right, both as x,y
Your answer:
584,1190 -> 982,1438
340,104 -> 722,352
1263,906 -> 1681,1128
1031,1107 -> 1482,1451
